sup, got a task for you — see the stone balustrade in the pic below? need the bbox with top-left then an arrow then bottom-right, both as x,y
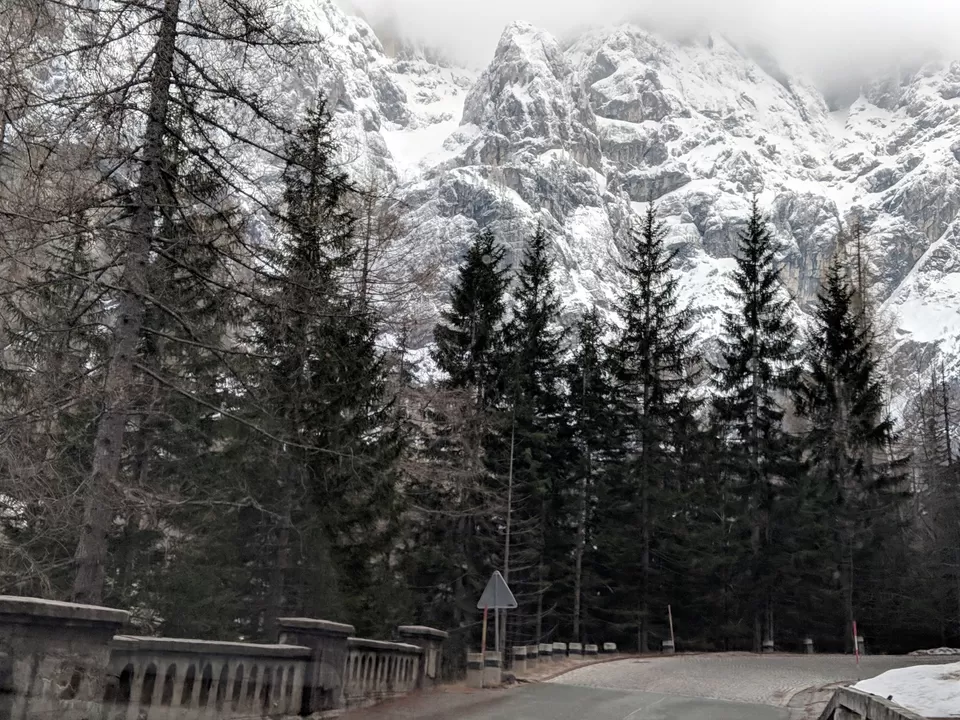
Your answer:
0,595 -> 447,720
104,635 -> 311,719
343,637 -> 422,708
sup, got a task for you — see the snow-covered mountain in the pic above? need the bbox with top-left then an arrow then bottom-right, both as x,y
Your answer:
305,0 -> 960,402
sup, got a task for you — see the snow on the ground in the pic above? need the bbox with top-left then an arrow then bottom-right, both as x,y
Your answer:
854,661 -> 960,717
381,63 -> 474,181
911,648 -> 960,656
381,117 -> 462,179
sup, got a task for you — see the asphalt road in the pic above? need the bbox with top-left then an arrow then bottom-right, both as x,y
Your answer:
344,653 -> 958,720
456,683 -> 787,720
551,653 -> 956,706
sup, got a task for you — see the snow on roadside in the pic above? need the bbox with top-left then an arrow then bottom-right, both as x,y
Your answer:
854,661 -> 960,718
912,648 -> 960,656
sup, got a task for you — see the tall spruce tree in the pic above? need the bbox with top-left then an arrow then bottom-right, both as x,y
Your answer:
497,224 -> 567,644
795,253 -> 908,649
418,229 -> 510,656
237,106 -> 402,638
566,307 -> 615,641
713,198 -> 800,652
601,204 -> 699,652
434,230 -> 510,411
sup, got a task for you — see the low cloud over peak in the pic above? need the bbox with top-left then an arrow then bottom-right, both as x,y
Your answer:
346,0 -> 959,88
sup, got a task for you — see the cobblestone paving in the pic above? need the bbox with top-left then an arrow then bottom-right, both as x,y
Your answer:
549,653 -> 958,708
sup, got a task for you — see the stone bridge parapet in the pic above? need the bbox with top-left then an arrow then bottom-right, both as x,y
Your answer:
0,595 -> 447,719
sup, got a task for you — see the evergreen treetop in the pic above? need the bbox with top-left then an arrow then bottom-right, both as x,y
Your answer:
433,229 -> 510,409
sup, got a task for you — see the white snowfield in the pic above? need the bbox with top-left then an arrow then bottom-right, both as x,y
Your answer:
854,661 -> 960,718
305,1 -> 960,400
51,0 -> 960,396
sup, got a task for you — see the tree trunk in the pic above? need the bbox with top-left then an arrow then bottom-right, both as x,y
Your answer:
943,363 -> 954,464
72,0 -> 181,604
842,522 -> 855,653
535,555 -> 544,643
752,506 -> 762,653
750,350 -> 763,654
640,472 -> 650,654
765,605 -> 774,649
264,458 -> 293,641
572,447 -> 589,639
753,611 -> 762,654
502,413 -> 515,655
955,544 -> 960,638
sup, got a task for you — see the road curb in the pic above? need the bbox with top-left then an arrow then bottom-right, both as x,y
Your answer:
523,651 -> 716,683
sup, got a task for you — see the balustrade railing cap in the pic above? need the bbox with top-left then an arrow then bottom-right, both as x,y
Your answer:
277,617 -> 355,637
0,595 -> 129,626
111,635 -> 312,658
397,625 -> 449,640
348,637 -> 422,653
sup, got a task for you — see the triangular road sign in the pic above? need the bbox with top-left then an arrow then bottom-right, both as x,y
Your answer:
477,570 -> 517,609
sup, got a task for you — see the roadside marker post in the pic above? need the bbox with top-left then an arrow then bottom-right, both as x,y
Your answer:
668,604 -> 675,646
477,570 -> 517,683
853,620 -> 860,665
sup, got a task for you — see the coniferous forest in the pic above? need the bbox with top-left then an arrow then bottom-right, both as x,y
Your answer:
2,1 -> 960,678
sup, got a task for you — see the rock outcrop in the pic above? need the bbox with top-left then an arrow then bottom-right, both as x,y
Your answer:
197,1 -> 960,403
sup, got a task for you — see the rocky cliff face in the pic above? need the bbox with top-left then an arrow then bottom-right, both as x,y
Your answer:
300,1 -> 960,403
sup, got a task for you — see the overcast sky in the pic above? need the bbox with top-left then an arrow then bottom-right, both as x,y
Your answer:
346,0 -> 960,86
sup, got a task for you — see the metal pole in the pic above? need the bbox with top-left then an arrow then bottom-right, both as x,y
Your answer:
852,620 -> 859,665
502,417 -> 515,656
481,605 -> 489,658
668,605 -> 675,646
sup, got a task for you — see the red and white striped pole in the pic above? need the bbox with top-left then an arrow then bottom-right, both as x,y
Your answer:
852,620 -> 860,665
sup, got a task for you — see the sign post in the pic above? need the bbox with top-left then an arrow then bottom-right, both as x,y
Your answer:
481,605 -> 489,657
477,571 -> 517,659
852,620 -> 860,665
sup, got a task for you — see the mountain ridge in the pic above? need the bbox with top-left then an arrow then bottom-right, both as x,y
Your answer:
313,0 -> 960,406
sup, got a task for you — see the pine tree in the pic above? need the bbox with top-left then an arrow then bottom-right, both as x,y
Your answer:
713,198 -> 801,652
678,410 -> 753,649
600,204 -> 699,652
32,0 -> 322,604
237,106 -> 402,638
795,253 -> 908,649
433,230 -> 510,411
414,229 -> 510,657
497,224 -> 567,644
566,307 -> 615,641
